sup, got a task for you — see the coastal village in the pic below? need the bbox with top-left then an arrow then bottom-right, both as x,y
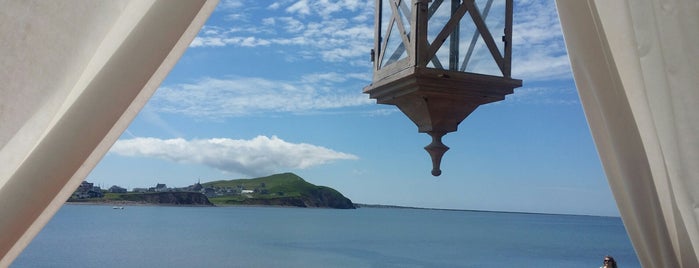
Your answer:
68,173 -> 356,209
71,180 -> 261,200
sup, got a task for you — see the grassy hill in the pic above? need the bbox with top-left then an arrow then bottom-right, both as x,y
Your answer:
203,172 -> 355,209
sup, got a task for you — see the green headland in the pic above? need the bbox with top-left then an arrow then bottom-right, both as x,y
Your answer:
68,172 -> 355,209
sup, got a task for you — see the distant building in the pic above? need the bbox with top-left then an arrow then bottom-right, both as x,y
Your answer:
202,187 -> 216,197
186,182 -> 203,192
155,183 -> 167,192
77,181 -> 93,192
72,180 -> 104,199
108,185 -> 127,193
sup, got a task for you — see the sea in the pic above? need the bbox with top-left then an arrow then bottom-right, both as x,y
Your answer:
12,205 -> 640,268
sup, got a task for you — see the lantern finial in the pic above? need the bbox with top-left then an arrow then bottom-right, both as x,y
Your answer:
425,131 -> 449,176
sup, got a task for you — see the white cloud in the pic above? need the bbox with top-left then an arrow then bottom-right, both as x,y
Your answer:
150,74 -> 373,118
306,0 -> 367,18
512,52 -> 571,81
507,86 -> 579,105
511,0 -> 571,81
286,0 -> 311,16
278,17 -> 305,33
190,1 -> 374,66
238,36 -> 272,47
308,0 -> 343,19
189,37 -> 226,47
201,25 -> 223,35
190,36 -> 272,48
218,0 -> 244,10
300,71 -> 369,84
110,136 -> 358,177
262,17 -> 275,26
268,2 -> 282,10
225,13 -> 247,21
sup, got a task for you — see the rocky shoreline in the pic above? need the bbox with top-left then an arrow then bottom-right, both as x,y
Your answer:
68,191 -> 214,206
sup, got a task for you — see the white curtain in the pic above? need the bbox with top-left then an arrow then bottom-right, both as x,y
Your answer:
555,0 -> 699,267
0,1 -> 218,266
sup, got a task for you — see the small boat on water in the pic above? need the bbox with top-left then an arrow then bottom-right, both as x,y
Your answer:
112,206 -> 124,210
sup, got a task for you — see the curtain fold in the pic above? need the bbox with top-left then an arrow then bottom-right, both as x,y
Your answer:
0,1 -> 218,266
555,0 -> 699,267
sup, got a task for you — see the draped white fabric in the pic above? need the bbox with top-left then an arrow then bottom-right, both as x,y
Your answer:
0,1 -> 218,265
555,0 -> 699,267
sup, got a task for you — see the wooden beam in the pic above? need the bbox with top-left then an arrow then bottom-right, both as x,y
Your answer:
425,1 -> 469,65
427,0 -> 444,19
414,0 -> 430,66
504,0 -> 513,77
460,0 -> 494,72
391,0 -> 412,64
378,15 -> 394,67
449,0 -> 460,70
463,0 -> 505,75
374,0 -> 382,70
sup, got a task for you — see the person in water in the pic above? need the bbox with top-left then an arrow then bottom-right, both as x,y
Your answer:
601,256 -> 617,268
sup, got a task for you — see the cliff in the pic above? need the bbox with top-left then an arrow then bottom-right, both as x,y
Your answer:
69,192 -> 214,206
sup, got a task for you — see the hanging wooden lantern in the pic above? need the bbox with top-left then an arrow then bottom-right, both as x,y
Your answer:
364,0 -> 522,176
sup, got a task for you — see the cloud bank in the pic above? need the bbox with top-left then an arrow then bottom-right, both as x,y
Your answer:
190,1 -> 373,66
110,136 -> 358,177
512,0 -> 571,80
507,86 -> 579,105
151,74 -> 373,118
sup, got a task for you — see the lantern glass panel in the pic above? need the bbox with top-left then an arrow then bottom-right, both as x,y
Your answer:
426,0 -> 507,77
396,0 -> 412,35
380,0 -> 390,44
379,0 -> 411,69
481,0 -> 506,56
458,19 -> 500,76
381,20 -> 408,67
426,0 -> 454,70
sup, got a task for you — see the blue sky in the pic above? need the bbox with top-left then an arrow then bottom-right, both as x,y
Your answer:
88,0 -> 619,216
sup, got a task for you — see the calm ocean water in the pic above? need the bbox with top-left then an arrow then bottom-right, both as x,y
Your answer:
12,205 -> 640,268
